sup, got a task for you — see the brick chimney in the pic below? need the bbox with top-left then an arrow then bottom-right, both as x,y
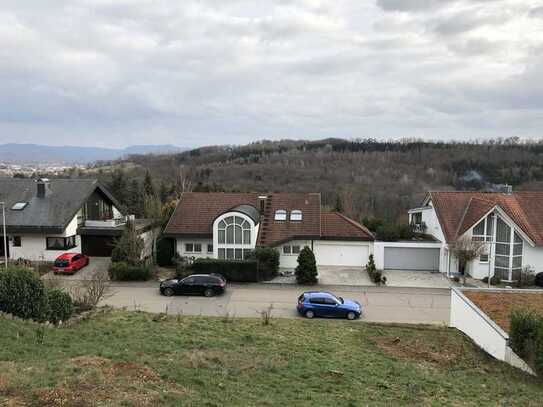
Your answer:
258,195 -> 267,213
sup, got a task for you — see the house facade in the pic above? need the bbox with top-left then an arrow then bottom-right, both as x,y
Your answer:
163,192 -> 374,268
0,178 -> 154,262
408,191 -> 543,281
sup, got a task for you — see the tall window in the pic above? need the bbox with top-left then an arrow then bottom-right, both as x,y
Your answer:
217,216 -> 252,260
472,215 -> 493,242
494,217 -> 523,281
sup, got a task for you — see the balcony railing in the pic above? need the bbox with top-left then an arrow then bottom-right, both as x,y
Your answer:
84,216 -> 126,228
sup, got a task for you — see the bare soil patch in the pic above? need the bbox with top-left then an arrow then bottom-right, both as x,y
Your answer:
464,291 -> 543,332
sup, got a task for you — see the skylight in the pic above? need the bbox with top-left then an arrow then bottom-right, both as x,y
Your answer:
11,202 -> 28,211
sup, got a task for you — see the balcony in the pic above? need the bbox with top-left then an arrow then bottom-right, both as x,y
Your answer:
84,216 -> 126,228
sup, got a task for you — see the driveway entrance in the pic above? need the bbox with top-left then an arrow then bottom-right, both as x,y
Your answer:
317,266 -> 372,285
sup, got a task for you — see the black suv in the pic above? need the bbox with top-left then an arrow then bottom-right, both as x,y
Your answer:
160,274 -> 226,297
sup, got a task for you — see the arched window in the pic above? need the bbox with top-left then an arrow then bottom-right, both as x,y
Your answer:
290,210 -> 302,221
274,209 -> 287,221
218,216 -> 251,245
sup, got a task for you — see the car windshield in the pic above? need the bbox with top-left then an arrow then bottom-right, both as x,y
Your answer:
54,260 -> 69,268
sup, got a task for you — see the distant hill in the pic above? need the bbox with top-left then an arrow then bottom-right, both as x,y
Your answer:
0,143 -> 187,164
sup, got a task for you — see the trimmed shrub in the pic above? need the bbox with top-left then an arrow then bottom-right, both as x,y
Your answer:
189,259 -> 259,282
247,247 -> 279,280
295,247 -> 318,285
366,255 -> 385,285
535,272 -> 543,288
108,262 -> 151,281
510,309 -> 543,374
490,276 -> 501,286
0,267 -> 47,321
46,289 -> 74,324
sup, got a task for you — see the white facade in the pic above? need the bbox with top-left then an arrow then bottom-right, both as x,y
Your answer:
176,238 -> 214,260
8,214 -> 81,262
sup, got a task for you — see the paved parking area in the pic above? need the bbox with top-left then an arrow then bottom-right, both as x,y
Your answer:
42,257 -> 111,282
383,270 -> 452,288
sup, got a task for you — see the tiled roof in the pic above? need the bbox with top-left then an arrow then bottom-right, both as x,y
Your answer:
321,212 -> 374,241
428,191 -> 543,245
164,192 -> 374,246
0,178 -> 122,233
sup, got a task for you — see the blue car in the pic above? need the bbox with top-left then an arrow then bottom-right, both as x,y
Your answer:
297,291 -> 362,320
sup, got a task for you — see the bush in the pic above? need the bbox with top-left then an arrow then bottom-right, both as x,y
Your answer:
535,272 -> 543,288
295,247 -> 318,284
46,289 -> 74,324
490,275 -> 502,286
518,266 -> 536,288
366,255 -> 385,285
111,221 -> 144,265
189,259 -> 259,282
247,247 -> 279,280
108,262 -> 151,281
362,217 -> 384,232
0,267 -> 48,321
510,309 -> 543,374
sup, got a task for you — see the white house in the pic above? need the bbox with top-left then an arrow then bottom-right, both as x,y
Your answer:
407,190 -> 543,281
163,192 -> 375,269
0,178 -> 154,262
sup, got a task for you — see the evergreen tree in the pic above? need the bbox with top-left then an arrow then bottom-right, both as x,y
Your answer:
126,179 -> 144,217
295,247 -> 318,284
143,170 -> 155,197
111,220 -> 144,265
109,169 -> 127,205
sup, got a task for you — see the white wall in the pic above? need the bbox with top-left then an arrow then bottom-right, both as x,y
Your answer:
176,238 -> 214,259
420,203 -> 446,243
523,243 -> 543,275
9,215 -> 81,262
277,240 -> 312,269
450,288 -> 508,360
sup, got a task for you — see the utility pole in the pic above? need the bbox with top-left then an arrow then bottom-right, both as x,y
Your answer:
1,202 -> 7,269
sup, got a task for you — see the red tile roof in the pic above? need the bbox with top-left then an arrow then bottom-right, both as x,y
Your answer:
321,212 -> 374,241
164,192 -> 374,246
428,191 -> 543,245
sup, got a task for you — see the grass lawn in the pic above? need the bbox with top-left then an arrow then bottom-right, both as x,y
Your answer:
0,310 -> 541,406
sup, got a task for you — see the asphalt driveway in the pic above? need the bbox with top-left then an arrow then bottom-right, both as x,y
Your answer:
43,257 -> 111,281
100,283 -> 451,325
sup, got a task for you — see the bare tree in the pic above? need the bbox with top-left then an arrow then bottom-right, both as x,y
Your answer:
449,237 -> 487,285
176,165 -> 193,197
143,193 -> 164,265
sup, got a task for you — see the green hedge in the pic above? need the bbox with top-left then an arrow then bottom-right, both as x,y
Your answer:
510,309 -> 543,375
46,289 -> 74,324
189,259 -> 259,282
108,262 -> 151,281
246,247 -> 279,280
0,267 -> 74,323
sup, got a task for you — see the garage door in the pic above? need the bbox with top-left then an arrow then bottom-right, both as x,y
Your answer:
384,247 -> 440,271
315,243 -> 369,267
81,235 -> 116,257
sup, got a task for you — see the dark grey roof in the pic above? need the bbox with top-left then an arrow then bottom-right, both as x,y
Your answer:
0,178 -> 122,234
230,204 -> 261,223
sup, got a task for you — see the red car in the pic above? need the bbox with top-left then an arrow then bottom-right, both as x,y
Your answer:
52,253 -> 89,274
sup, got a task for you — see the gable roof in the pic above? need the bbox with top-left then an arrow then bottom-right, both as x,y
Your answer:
0,178 -> 122,234
164,192 -> 373,246
321,212 -> 374,241
427,191 -> 543,245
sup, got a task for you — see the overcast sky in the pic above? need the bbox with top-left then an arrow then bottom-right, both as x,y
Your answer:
1,0 -> 542,148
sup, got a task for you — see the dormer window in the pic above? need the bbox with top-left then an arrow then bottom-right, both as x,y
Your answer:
11,202 -> 28,211
290,210 -> 302,221
274,209 -> 287,221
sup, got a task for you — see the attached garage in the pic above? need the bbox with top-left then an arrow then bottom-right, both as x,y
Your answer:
81,235 -> 117,257
314,241 -> 370,267
384,247 -> 440,271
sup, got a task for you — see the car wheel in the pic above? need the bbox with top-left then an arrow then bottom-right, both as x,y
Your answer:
346,311 -> 357,320
305,310 -> 315,319
163,287 -> 175,297
204,288 -> 215,297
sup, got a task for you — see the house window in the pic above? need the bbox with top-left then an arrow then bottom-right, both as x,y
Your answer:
194,243 -> 202,253
185,243 -> 194,253
12,236 -> 21,247
283,245 -> 301,255
46,236 -> 76,250
493,217 -> 523,281
472,214 -> 493,242
207,244 -> 213,253
292,245 -> 301,254
11,202 -> 28,211
290,210 -> 302,221
283,245 -> 291,254
410,212 -> 422,226
274,210 -> 287,221
218,216 -> 251,245
218,248 -> 225,259
479,254 -> 489,263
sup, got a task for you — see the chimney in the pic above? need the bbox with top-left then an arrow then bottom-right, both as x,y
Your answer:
258,195 -> 267,213
36,178 -> 50,198
504,184 -> 513,195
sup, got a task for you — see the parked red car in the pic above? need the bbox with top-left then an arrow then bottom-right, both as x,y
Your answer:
52,253 -> 89,274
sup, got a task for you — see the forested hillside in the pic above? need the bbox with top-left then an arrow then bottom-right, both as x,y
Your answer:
71,138 -> 543,224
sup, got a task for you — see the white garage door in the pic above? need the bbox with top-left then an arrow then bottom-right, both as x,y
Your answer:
315,242 -> 369,267
384,247 -> 440,271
